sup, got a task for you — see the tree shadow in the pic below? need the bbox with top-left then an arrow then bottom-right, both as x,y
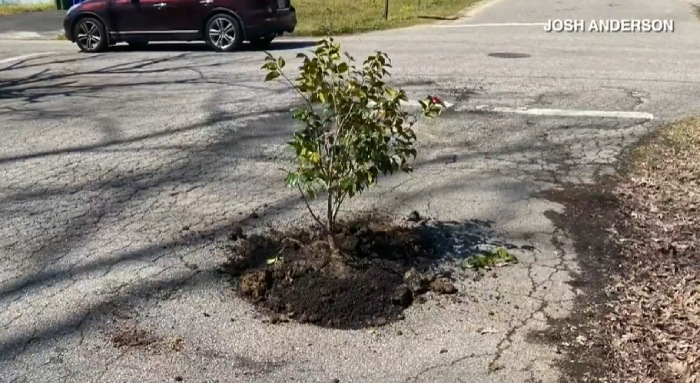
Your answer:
0,106 -> 290,165
0,91 -> 301,303
0,51 -> 288,105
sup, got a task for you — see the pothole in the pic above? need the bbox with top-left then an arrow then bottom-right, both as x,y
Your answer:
488,52 -> 531,59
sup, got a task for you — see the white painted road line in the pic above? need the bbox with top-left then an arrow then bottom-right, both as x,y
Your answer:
367,100 -> 455,110
433,22 -> 547,28
403,99 -> 455,109
0,52 -> 54,65
481,106 -> 654,120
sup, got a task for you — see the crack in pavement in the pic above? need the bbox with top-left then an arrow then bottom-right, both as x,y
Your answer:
487,233 -> 567,372
601,85 -> 650,111
404,352 -> 496,382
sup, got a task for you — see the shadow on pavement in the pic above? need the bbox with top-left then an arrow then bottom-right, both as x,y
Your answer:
0,51 -> 291,106
417,15 -> 459,21
108,40 -> 317,53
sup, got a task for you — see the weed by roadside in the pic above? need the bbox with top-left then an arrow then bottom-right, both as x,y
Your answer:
462,247 -> 517,270
0,3 -> 54,16
292,0 -> 480,36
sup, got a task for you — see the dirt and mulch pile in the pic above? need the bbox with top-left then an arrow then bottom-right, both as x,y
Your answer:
219,213 -> 465,329
603,117 -> 700,382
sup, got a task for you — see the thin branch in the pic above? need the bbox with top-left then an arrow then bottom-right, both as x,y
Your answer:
332,192 -> 346,224
277,68 -> 315,111
296,184 -> 327,231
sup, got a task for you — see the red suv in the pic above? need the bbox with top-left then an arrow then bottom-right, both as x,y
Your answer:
63,0 -> 296,52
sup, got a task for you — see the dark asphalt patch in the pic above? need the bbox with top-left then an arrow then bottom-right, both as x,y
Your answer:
528,178 -> 623,383
487,52 -> 531,59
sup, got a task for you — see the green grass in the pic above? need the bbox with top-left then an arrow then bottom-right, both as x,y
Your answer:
0,2 -> 55,16
292,0 -> 483,36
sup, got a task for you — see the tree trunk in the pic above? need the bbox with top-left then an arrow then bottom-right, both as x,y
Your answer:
326,192 -> 340,256
327,191 -> 334,232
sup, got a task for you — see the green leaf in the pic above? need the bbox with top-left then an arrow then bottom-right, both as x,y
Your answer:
264,37 -> 442,232
285,172 -> 300,187
265,71 -> 280,82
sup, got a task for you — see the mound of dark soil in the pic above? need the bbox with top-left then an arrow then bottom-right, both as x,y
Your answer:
220,218 -> 458,329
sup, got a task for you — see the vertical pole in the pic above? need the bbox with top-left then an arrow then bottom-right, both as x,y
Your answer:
384,0 -> 389,20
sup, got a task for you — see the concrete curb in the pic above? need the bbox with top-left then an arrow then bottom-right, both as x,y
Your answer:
0,31 -> 63,40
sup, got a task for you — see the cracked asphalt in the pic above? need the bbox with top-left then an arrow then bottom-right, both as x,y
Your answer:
2,0 -> 700,381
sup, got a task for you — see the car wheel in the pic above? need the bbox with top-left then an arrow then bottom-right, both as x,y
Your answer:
249,35 -> 275,50
127,40 -> 149,50
205,14 -> 243,52
73,17 -> 108,53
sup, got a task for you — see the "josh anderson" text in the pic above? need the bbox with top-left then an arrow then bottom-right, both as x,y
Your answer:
545,19 -> 675,33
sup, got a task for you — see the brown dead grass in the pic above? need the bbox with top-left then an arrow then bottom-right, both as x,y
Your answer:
605,117 -> 700,382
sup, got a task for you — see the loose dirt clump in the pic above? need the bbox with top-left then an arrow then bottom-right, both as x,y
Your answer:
220,217 -> 458,329
110,325 -> 159,349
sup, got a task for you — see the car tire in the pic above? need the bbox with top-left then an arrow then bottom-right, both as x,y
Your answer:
73,17 -> 108,53
249,35 -> 275,50
127,40 -> 149,50
205,13 -> 243,52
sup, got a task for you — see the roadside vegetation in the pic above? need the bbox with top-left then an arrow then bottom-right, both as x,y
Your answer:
547,118 -> 700,383
0,2 -> 54,16
603,117 -> 700,382
293,0 -> 481,36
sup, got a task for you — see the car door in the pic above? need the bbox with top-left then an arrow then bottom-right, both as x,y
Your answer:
156,0 -> 209,32
108,0 -> 172,34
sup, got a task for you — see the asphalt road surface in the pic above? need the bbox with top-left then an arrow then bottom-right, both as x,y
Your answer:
0,10 -> 64,40
1,0 -> 700,382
